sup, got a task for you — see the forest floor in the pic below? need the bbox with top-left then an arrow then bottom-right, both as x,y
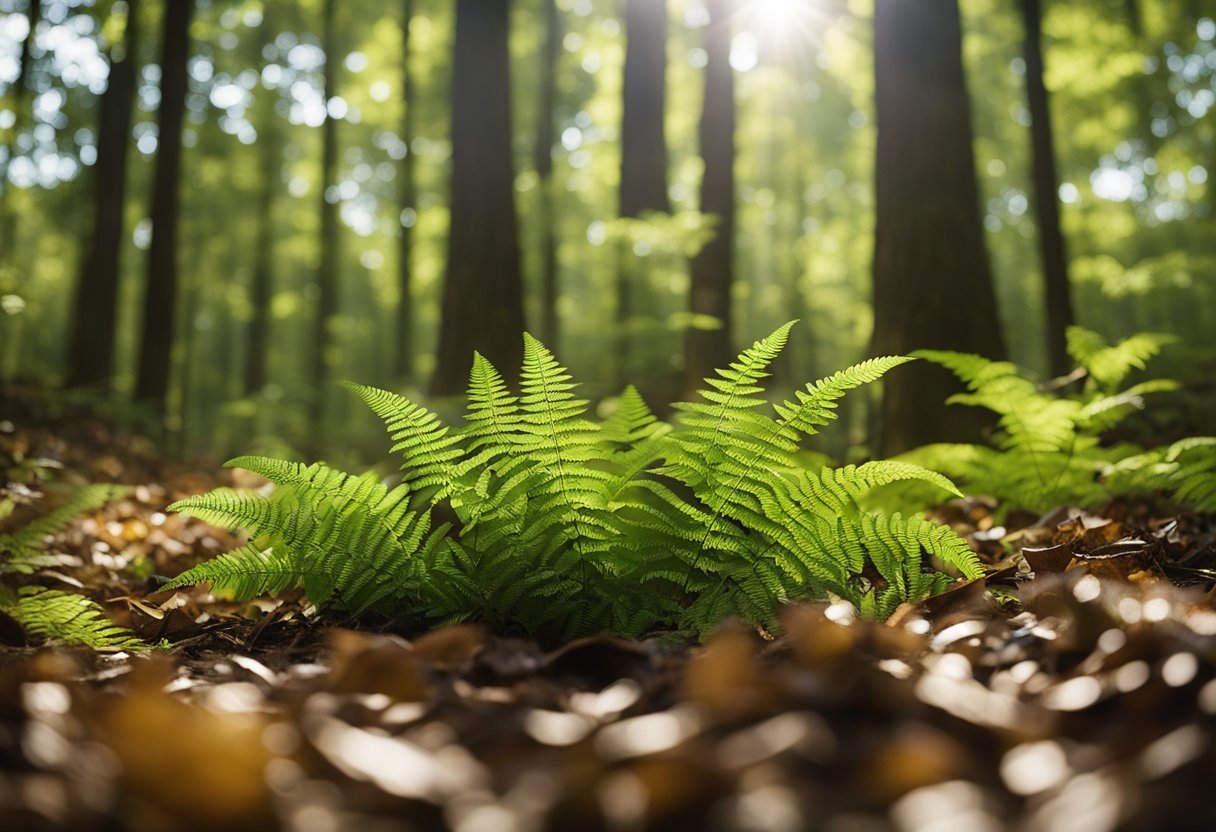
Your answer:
3,391 -> 1216,831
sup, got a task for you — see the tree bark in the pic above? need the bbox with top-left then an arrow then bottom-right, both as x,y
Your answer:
535,0 -> 561,346
618,0 -> 670,218
66,0 -> 138,390
1021,0 -> 1074,378
430,0 -> 526,394
135,0 -> 193,410
870,0 -> 1006,455
683,0 -> 735,394
311,0 -> 340,435
245,99 -> 279,398
395,0 -> 416,380
616,0 -> 669,384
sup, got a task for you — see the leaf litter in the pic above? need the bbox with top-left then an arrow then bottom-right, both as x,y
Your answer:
3,405 -> 1216,831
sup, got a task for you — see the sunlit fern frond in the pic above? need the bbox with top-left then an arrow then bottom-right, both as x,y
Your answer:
915,350 -> 1081,454
657,323 -> 799,548
908,337 -> 1186,516
759,462 -> 974,602
899,441 -> 1109,515
0,484 -> 130,574
516,332 -> 612,524
776,355 -> 913,438
166,461 -> 433,614
600,385 -> 671,497
158,541 -> 301,601
459,351 -> 525,476
1105,436 -> 1216,512
342,382 -> 463,494
1066,326 -> 1176,390
168,322 -> 982,638
6,586 -> 143,650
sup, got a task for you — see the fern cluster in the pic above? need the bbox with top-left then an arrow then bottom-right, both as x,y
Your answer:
1104,437 -> 1216,512
898,327 -> 1212,515
0,484 -> 144,649
165,323 -> 980,638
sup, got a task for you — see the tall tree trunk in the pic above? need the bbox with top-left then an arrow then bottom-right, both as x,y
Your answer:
135,0 -> 193,411
616,0 -> 669,384
870,0 -> 1006,456
1021,0 -> 1074,378
430,0 -> 525,394
0,0 -> 40,260
66,0 -> 139,390
245,103 -> 279,398
683,0 -> 735,394
395,0 -> 416,380
311,0 -> 340,438
535,0 -> 561,346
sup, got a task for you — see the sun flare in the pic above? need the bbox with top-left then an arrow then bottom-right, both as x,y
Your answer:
751,0 -> 810,28
741,0 -> 827,65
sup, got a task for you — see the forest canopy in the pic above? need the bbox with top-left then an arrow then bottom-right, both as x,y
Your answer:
0,0 -> 1213,460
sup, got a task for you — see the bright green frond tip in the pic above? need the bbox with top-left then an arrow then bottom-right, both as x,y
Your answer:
164,324 -> 980,640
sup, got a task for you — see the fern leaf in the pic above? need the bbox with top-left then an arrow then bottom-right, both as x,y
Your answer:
161,542 -> 301,599
916,350 -> 1081,454
341,382 -> 463,492
1066,327 -> 1175,389
168,461 -> 433,613
775,355 -> 913,438
0,484 -> 130,574
1105,436 -> 1216,512
8,586 -> 143,650
460,352 -> 524,473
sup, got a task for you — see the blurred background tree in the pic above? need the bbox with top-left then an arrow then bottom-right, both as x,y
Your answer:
0,0 -> 1211,463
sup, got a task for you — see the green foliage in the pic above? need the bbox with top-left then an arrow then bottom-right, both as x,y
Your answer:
0,485 -> 144,649
167,324 -> 979,638
899,327 -> 1208,515
0,484 -> 128,574
8,587 -> 145,650
1104,437 -> 1216,512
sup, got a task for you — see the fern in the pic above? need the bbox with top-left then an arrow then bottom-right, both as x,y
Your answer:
166,324 -> 979,639
1065,328 -> 1176,390
0,484 -> 129,574
0,485 -> 143,649
164,461 -> 439,615
9,587 -> 144,650
1104,437 -> 1216,512
901,328 -> 1207,516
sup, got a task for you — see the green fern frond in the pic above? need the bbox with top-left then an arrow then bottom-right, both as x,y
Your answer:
0,485 -> 144,649
1076,378 -> 1180,432
602,385 -> 667,448
906,332 -> 1193,517
1066,327 -> 1176,389
776,355 -> 913,438
7,586 -> 143,650
460,351 -> 524,474
1104,437 -> 1216,512
342,382 -> 463,493
916,350 -> 1081,454
160,542 -> 300,600
658,323 -> 798,531
168,321 -> 981,638
0,484 -> 130,574
167,461 -> 433,614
